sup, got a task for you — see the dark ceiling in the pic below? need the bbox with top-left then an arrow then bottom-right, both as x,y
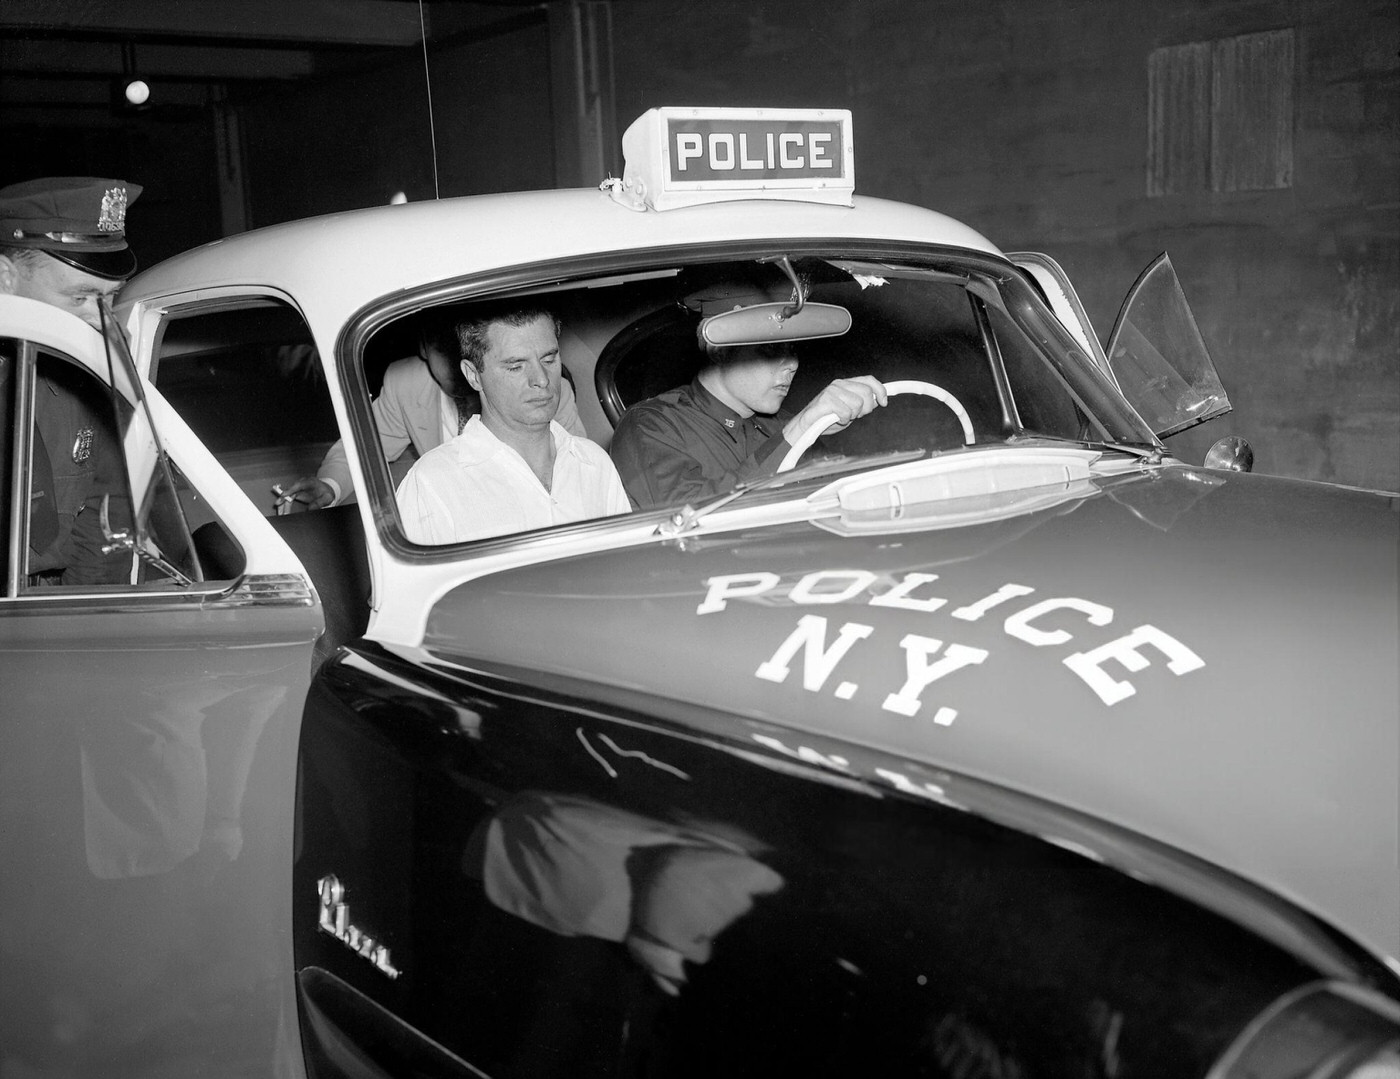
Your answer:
0,0 -> 546,123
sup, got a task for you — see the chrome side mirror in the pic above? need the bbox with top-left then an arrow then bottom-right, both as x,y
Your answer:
1204,435 -> 1254,473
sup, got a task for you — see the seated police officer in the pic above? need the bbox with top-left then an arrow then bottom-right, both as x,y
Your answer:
609,271 -> 887,510
0,176 -> 142,585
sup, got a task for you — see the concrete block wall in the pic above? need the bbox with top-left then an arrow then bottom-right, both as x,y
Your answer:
237,17 -> 556,221
606,0 -> 1398,490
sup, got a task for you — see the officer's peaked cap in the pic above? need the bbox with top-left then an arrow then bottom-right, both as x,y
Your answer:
0,176 -> 143,280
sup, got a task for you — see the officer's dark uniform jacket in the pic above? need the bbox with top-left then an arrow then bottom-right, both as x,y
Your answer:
609,377 -> 794,510
28,364 -> 130,584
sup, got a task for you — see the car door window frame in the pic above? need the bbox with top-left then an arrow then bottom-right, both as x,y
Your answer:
3,319 -> 219,598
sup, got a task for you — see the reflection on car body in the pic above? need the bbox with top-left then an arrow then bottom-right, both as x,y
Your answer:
1,107 -> 1396,1077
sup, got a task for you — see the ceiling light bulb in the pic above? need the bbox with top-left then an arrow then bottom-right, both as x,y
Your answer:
124,80 -> 150,106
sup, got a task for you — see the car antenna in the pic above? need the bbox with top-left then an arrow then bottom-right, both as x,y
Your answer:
417,0 -> 441,199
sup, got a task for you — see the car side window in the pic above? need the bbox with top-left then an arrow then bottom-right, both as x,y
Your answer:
151,300 -> 338,517
1,334 -> 239,596
151,300 -> 373,648
0,337 -> 134,593
984,301 -> 1093,439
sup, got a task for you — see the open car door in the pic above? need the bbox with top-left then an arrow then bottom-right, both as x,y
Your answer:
0,294 -> 322,1076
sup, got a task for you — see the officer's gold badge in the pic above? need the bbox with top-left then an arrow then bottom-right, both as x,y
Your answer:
98,187 -> 128,233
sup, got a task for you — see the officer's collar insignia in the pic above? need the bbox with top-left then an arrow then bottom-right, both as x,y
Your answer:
723,417 -> 735,428
98,187 -> 128,233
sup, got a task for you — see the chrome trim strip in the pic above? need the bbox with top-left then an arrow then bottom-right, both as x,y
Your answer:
223,573 -> 316,607
2,572 -> 314,614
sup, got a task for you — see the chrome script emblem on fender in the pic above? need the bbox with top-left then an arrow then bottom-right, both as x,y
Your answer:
317,874 -> 401,979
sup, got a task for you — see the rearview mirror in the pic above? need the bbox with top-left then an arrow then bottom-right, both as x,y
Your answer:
699,302 -> 851,347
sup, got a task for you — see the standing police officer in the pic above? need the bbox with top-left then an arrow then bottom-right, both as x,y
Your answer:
0,176 -> 143,583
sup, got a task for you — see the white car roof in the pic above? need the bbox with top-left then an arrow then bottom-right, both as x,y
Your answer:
120,188 -> 1004,325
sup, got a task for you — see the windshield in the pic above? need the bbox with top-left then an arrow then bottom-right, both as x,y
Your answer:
350,250 -> 1156,548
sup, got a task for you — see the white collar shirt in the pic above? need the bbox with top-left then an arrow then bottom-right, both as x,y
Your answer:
397,416 -> 632,544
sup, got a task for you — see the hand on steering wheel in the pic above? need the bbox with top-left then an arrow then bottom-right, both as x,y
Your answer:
777,380 -> 974,472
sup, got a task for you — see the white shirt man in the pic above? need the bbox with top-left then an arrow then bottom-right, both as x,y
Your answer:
283,324 -> 585,509
397,307 -> 630,543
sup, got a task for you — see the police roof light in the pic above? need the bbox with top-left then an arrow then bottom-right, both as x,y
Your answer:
609,107 -> 855,213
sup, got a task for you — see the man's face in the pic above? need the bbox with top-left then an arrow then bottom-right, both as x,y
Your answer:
462,315 -> 561,435
1,253 -> 121,331
713,344 -> 799,417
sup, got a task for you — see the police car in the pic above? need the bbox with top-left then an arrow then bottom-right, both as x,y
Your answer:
2,108 -> 1396,1077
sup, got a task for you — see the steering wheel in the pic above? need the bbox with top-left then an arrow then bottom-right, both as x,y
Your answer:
777,380 -> 975,472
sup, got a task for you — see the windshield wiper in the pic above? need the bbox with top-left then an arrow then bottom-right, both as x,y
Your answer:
657,449 -> 925,536
1007,433 -> 1168,465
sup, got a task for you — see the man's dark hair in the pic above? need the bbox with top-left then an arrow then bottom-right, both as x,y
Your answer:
457,306 -> 557,372
417,312 -> 462,362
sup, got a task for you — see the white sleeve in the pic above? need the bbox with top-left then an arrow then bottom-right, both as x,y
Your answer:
396,468 -> 453,545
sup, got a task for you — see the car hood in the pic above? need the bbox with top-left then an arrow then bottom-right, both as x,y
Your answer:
422,464 -> 1400,961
